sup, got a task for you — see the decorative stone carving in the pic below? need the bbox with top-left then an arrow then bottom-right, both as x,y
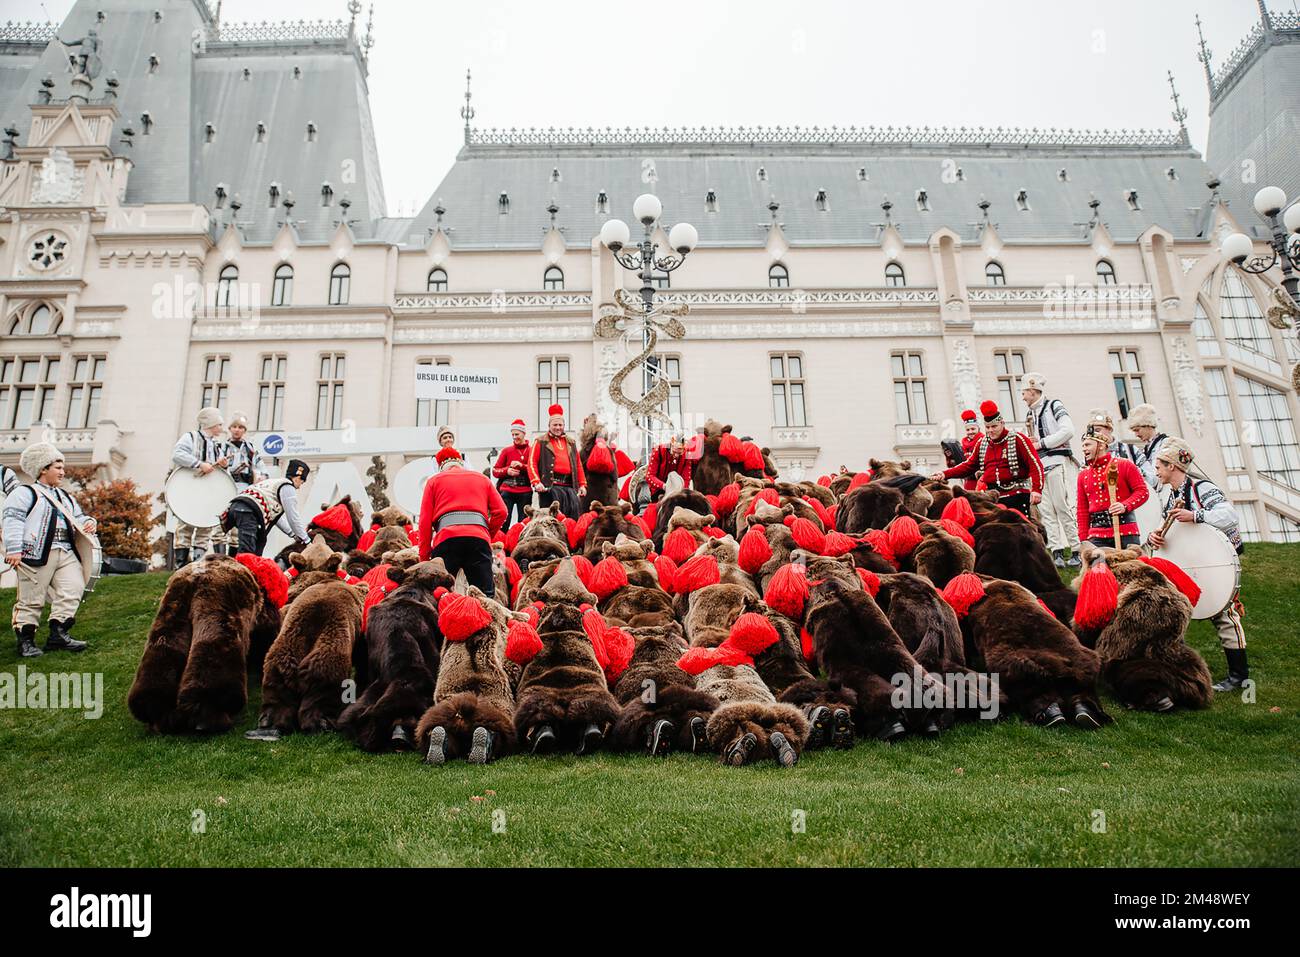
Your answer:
30,148 -> 84,205
1169,336 -> 1205,437
949,336 -> 980,414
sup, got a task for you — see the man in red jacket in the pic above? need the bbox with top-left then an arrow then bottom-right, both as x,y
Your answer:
1076,423 -> 1148,548
527,403 -> 586,519
932,400 -> 1044,515
492,418 -> 532,527
419,446 -> 507,594
645,434 -> 692,501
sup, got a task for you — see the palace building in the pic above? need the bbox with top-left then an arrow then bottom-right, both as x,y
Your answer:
1,0 -> 1298,542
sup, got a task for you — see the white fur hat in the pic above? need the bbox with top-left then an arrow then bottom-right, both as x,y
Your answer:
1155,437 -> 1196,469
1022,372 -> 1047,393
1086,408 -> 1115,432
229,411 -> 250,428
197,406 -> 224,430
1126,403 -> 1159,429
20,441 -> 63,479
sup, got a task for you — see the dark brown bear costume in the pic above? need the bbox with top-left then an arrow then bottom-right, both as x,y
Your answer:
579,413 -> 622,508
511,560 -> 622,755
127,554 -> 282,734
256,577 -> 368,735
651,489 -> 714,548
337,559 -> 455,752
610,621 -> 720,756
512,502 -> 571,569
835,481 -> 905,534
416,586 -> 525,763
910,517 -> 976,589
581,502 -> 646,560
275,494 -> 365,563
690,419 -> 738,496
972,509 -> 1077,623
1073,546 -> 1213,712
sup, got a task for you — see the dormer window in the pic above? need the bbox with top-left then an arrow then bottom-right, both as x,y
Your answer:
292,66 -> 301,79
815,188 -> 829,212
1057,168 -> 1069,182
204,122 -> 215,143
147,54 -> 159,74
1015,189 -> 1030,211
214,184 -> 227,209
915,189 -> 930,212
140,111 -> 153,135
705,188 -> 718,213
268,183 -> 280,208
255,122 -> 266,143
306,122 -> 318,143
857,167 -> 868,182
1166,167 -> 1179,181
550,167 -> 561,183
756,166 -> 767,182
242,68 -> 250,80
955,167 -> 965,181
596,190 -> 609,214
1125,189 -> 1141,210
497,191 -> 510,214
321,182 -> 334,206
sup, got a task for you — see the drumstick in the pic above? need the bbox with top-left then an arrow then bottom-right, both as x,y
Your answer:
1106,460 -> 1122,550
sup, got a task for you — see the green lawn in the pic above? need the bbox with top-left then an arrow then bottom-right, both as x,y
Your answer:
2,546 -> 1298,868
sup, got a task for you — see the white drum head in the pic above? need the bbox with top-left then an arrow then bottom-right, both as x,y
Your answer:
165,469 -> 237,528
1154,521 -> 1241,620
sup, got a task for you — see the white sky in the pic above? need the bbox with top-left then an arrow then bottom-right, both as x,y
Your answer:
17,0 -> 1292,217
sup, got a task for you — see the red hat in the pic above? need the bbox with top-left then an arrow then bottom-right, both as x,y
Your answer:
548,404 -> 565,425
979,400 -> 1002,423
435,447 -> 462,467
509,418 -> 527,434
960,409 -> 977,423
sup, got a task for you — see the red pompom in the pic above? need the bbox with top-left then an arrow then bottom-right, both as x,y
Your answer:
504,556 -> 522,586
570,554 -> 595,589
654,554 -> 678,594
822,530 -> 857,557
826,504 -> 838,528
615,448 -> 636,477
714,483 -> 740,517
523,601 -> 542,629
437,592 -> 493,642
568,509 -> 597,551
741,442 -> 766,472
361,575 -> 396,631
580,606 -> 610,669
663,526 -> 699,564
641,502 -> 659,535
941,572 -> 986,618
738,525 -> 773,574
407,525 -> 420,546
505,619 -> 543,664
817,475 -> 832,488
979,399 -> 1000,419
674,554 -> 721,593
676,643 -> 752,676
585,438 -> 615,475
856,566 -> 881,597
1074,562 -> 1120,631
505,519 -> 529,553
603,626 -> 634,683
941,495 -> 976,529
1139,556 -> 1202,607
849,471 -> 873,490
704,525 -> 727,540
861,528 -> 897,566
728,612 -> 780,655
356,528 -> 377,553
311,503 -> 354,536
799,627 -> 815,664
1037,598 -> 1057,620
938,518 -> 975,547
744,487 -> 780,516
234,553 -> 289,609
718,432 -> 745,463
784,515 -> 827,554
887,515 -> 923,558
764,562 -> 810,619
588,555 -> 629,602
802,496 -> 831,527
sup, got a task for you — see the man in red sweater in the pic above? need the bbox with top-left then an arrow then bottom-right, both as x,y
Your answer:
932,400 -> 1044,515
492,418 -> 532,527
419,446 -> 507,594
646,434 -> 692,500
527,403 -> 586,519
1076,423 -> 1148,548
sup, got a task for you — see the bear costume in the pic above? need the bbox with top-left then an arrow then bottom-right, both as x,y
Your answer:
689,419 -> 740,496
972,509 -> 1077,623
511,502 -> 571,569
610,621 -> 720,756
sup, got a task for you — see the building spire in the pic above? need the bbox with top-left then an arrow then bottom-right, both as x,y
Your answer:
461,69 -> 475,145
1167,70 -> 1190,146
1258,0 -> 1274,37
347,0 -> 361,36
362,4 -> 375,58
1194,14 -> 1216,97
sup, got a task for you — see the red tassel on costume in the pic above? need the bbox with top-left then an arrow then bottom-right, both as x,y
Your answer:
744,487 -> 780,516
802,496 -> 831,527
704,525 -> 727,539
505,619 -> 543,665
588,556 -> 629,602
437,592 -> 492,642
570,554 -> 595,589
311,503 -> 354,536
826,504 -> 838,528
784,515 -> 827,554
641,502 -> 658,534
356,528 -> 377,553
939,518 -> 975,547
941,496 -> 976,529
728,612 -> 780,655
799,626 -> 816,664
738,525 -> 772,574
849,471 -> 873,490
741,443 -> 766,472
1074,562 -> 1120,630
764,562 -> 810,619
674,554 -> 721,593
407,525 -> 420,546
856,566 -> 881,597
822,530 -> 857,557
586,438 -> 615,475
523,601 -> 542,629
887,515 -> 923,558
1037,598 -> 1057,620
713,483 -> 740,518
568,509 -> 597,551
817,475 -> 832,488
504,556 -> 522,586
1139,556 -> 1202,607
654,554 -> 677,594
615,448 -> 636,478
941,572 -> 986,618
676,643 -> 753,676
718,432 -> 745,463
603,626 -> 634,683
234,553 -> 289,609
861,528 -> 896,566
663,526 -> 699,564
580,606 -> 610,669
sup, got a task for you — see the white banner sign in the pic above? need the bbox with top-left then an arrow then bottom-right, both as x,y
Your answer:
414,366 -> 501,402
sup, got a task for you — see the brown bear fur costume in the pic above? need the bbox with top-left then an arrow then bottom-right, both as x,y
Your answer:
798,481 -> 837,509
910,516 -> 976,589
868,459 -> 934,516
512,502 -> 571,569
1073,546 -> 1212,711
337,559 -> 455,752
602,581 -> 677,629
829,472 -> 855,499
972,509 -> 1077,623
610,622 -> 721,755
512,556 -> 564,609
511,560 -> 622,754
285,536 -> 349,603
581,502 -> 646,560
274,494 -> 365,562
416,585 -> 525,763
689,419 -> 738,496
835,482 -> 905,534
257,577 -> 368,734
128,555 -> 281,733
601,534 -> 660,588
651,489 -> 714,547
953,575 -> 1109,729
579,414 -> 622,509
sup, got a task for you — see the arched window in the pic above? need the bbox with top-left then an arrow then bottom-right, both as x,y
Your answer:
543,266 -> 564,290
885,262 -> 906,287
1220,268 -> 1277,358
427,267 -> 448,292
216,265 -> 238,309
768,263 -> 789,288
329,262 -> 350,305
7,303 -> 61,336
271,264 -> 293,306
1096,259 -> 1116,285
985,261 -> 1006,286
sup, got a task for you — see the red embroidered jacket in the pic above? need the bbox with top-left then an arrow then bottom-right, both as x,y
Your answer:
943,429 -> 1044,496
1076,454 -> 1149,543
959,434 -> 982,490
646,444 -> 693,494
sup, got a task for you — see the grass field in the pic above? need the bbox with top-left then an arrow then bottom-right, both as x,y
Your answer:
2,546 -> 1297,868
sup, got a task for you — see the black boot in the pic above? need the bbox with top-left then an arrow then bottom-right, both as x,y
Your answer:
1212,648 -> 1249,692
46,618 -> 87,653
15,625 -> 42,658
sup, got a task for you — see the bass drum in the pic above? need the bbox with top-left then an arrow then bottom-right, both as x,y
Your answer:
1153,520 -> 1241,620
165,468 -> 237,528
1134,487 -> 1166,541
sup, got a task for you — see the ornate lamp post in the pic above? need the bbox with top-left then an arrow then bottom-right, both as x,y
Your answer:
597,195 -> 699,462
1221,187 -> 1300,388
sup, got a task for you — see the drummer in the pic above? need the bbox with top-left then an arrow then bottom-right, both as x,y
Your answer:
1146,438 -> 1248,693
224,459 -> 313,558
3,442 -> 97,657
170,406 -> 231,567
